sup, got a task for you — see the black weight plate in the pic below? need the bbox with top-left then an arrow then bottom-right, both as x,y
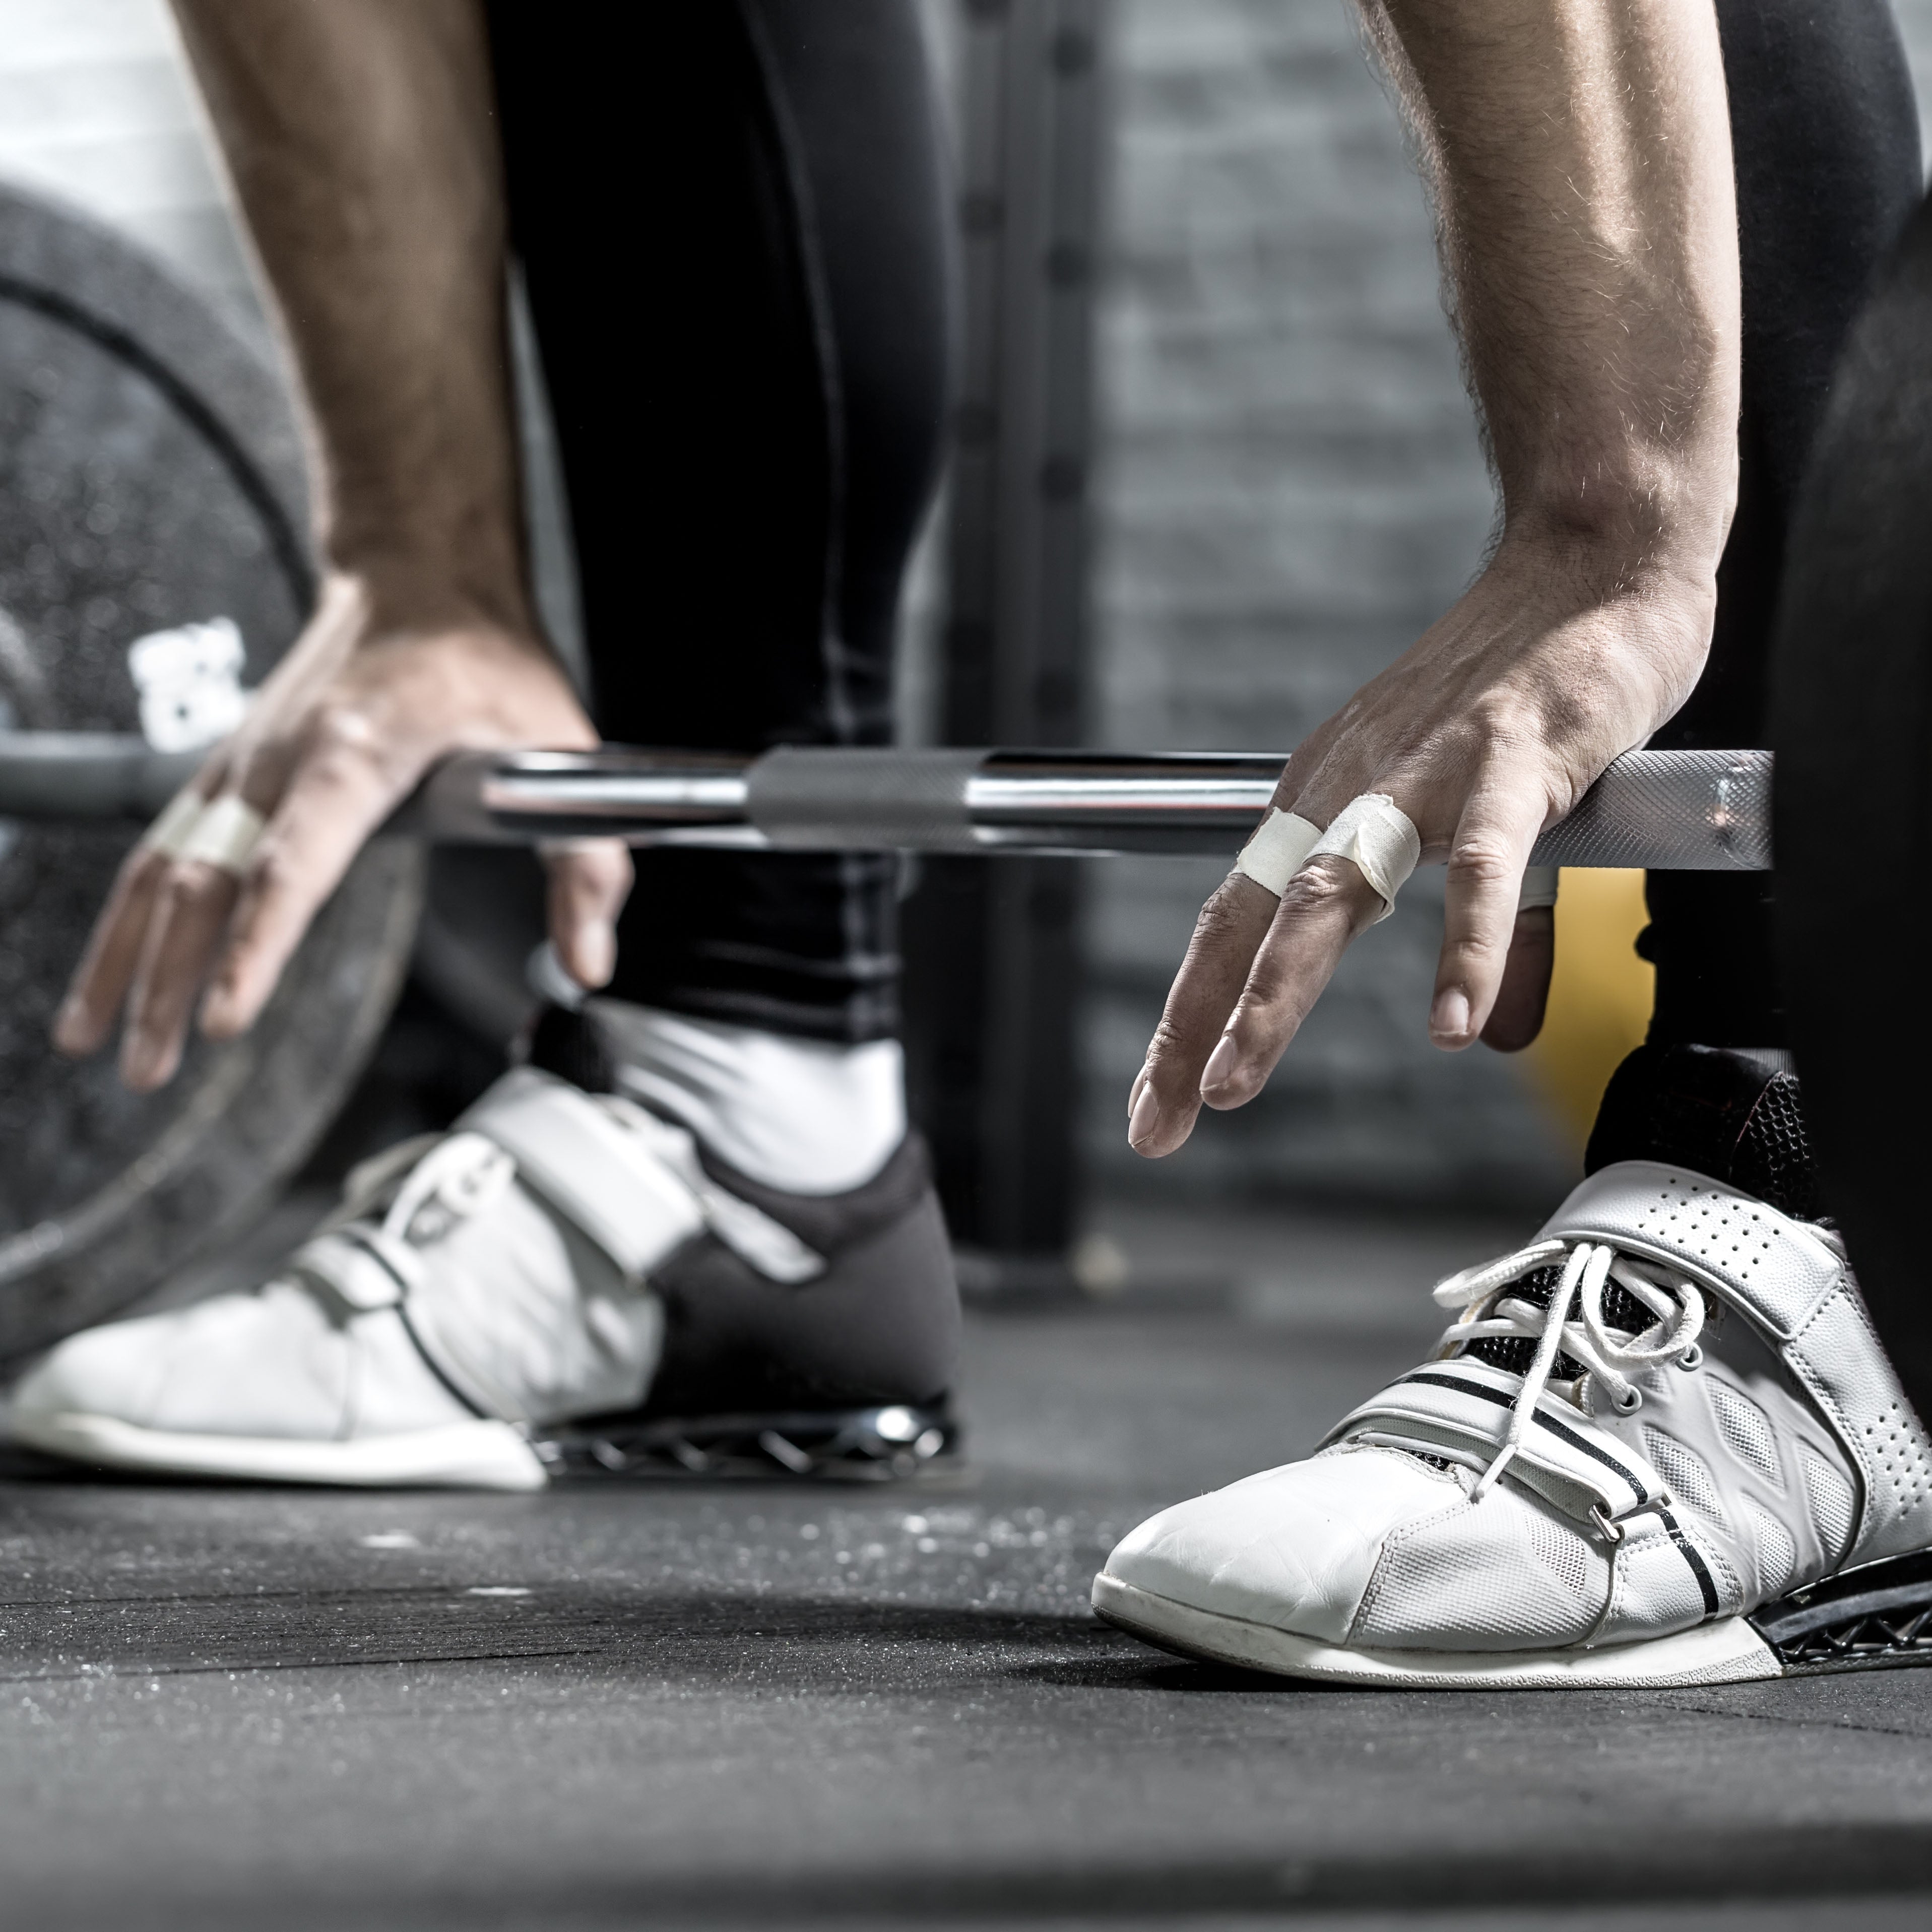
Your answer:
0,186 -> 421,1362
1770,187 -> 1932,1407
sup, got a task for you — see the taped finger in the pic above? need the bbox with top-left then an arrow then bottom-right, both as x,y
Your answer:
1235,792 -> 1421,918
120,861 -> 241,1090
1202,850 -> 1384,1109
172,794 -> 267,874
1131,871 -> 1279,1157
201,749 -> 399,1040
1304,793 -> 1421,920
53,846 -> 172,1056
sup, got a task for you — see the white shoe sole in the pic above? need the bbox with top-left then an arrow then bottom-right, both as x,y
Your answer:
1091,1573 -> 1780,1688
11,1409 -> 549,1492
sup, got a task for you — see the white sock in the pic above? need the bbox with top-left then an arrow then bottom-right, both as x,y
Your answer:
586,1000 -> 907,1196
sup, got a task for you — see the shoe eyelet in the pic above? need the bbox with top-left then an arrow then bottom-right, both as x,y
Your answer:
1612,1387 -> 1644,1415
1676,1344 -> 1704,1372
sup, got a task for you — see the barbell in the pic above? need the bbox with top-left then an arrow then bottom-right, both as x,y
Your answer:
0,735 -> 1772,869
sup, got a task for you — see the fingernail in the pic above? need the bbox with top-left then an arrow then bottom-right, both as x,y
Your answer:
1127,1084 -> 1161,1148
1201,1034 -> 1240,1094
1128,1064 -> 1150,1122
1431,988 -> 1470,1043
51,1000 -> 86,1053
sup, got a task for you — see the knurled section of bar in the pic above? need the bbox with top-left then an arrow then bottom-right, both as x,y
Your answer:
1529,749 -> 1772,871
747,746 -> 988,850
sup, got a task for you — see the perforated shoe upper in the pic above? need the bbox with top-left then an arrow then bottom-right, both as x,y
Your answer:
1545,1162 -> 1932,1570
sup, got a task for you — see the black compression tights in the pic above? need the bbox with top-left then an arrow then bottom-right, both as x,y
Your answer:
483,2 -> 954,1045
1640,0 -> 1921,1047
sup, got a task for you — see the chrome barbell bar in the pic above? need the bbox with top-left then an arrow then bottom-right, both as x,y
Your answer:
0,735 -> 1772,869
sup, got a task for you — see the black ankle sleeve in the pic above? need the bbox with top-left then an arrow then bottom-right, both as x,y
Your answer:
524,1005 -> 619,1095
1584,1044 -> 1819,1220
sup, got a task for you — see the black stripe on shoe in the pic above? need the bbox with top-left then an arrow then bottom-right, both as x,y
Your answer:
1656,1504 -> 1722,1621
337,1226 -> 492,1422
1398,1370 -> 1651,1498
1397,1369 -> 1721,1617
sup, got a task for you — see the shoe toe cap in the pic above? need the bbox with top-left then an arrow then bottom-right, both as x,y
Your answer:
12,1316 -> 170,1431
1100,1447 -> 1462,1644
11,1283 -> 353,1441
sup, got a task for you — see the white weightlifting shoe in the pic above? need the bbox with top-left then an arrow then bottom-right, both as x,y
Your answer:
1094,1161 -> 1932,1687
6,1068 -> 822,1490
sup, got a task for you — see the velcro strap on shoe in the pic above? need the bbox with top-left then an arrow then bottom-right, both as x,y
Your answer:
1326,1360 -> 1663,1522
1534,1159 -> 1932,1566
594,1094 -> 826,1285
459,1068 -> 706,1280
1540,1161 -> 1841,1341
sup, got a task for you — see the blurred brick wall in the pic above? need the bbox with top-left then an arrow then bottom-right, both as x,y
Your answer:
1081,0 -> 1564,1211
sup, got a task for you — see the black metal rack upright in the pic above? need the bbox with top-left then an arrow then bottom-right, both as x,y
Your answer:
903,0 -> 1105,1281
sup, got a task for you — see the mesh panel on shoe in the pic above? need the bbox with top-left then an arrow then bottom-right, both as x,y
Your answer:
1744,1497 -> 1796,1598
1353,1495 -> 1609,1649
1800,1445 -> 1857,1564
1707,1379 -> 1782,1488
1730,1076 -> 1817,1222
1463,1268 -> 1668,1383
1643,1427 -> 1726,1527
1527,1505 -> 1596,1597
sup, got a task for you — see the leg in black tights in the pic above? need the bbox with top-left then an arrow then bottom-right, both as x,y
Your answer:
482,2 -> 953,1044
1589,0 -> 1921,1221
1639,0 -> 1921,1047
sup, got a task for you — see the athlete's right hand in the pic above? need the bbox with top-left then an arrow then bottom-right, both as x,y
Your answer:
52,572 -> 631,1093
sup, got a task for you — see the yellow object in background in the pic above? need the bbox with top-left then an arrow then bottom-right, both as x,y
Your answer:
1524,868 -> 1655,1150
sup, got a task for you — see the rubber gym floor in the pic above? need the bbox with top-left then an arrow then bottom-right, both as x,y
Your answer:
0,1199 -> 1928,1931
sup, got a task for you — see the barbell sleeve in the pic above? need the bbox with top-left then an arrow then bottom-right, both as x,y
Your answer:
0,733 -> 1772,870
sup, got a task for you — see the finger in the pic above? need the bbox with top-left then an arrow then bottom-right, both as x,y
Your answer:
53,758 -> 233,1056
199,731 -> 403,1039
119,863 -> 241,1090
52,845 -> 174,1056
1130,873 -> 1278,1158
1480,907 -> 1555,1052
543,839 -> 633,989
1430,783 -> 1547,1050
1199,854 -> 1383,1111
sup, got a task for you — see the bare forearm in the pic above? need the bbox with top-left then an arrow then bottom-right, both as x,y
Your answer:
1366,0 -> 1740,582
170,0 -> 527,628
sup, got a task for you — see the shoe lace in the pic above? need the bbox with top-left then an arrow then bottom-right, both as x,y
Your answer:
378,1132 -> 516,1248
1429,1236 -> 1705,1500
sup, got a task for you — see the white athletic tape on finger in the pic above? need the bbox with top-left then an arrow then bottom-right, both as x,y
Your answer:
1517,865 -> 1560,912
1234,807 -> 1321,896
142,790 -> 207,860
174,794 -> 267,874
1304,792 -> 1420,924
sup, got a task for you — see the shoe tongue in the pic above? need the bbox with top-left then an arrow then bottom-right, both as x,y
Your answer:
1584,1043 -> 1817,1218
1460,1262 -> 1661,1381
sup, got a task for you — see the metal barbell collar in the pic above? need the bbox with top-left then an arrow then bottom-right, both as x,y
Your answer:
0,734 -> 1772,870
